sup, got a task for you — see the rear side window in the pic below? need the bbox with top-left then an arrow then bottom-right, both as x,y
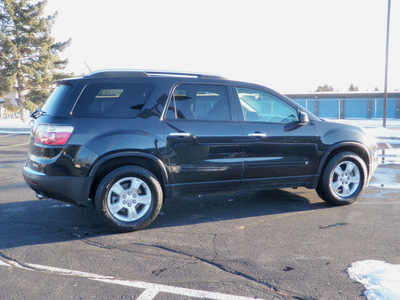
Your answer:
165,84 -> 231,121
41,84 -> 73,116
73,83 -> 153,118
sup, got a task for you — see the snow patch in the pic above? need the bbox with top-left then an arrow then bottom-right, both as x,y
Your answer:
0,118 -> 30,128
363,127 -> 400,165
348,260 -> 400,300
49,204 -> 73,208
1,207 -> 26,213
369,167 -> 400,189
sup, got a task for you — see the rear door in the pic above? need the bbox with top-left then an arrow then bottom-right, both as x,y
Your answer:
162,83 -> 243,194
234,86 -> 319,189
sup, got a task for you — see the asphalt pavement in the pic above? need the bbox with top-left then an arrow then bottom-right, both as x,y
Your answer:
1,133 -> 400,300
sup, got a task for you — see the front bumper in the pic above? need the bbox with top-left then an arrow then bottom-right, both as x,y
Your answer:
367,157 -> 379,185
22,163 -> 93,207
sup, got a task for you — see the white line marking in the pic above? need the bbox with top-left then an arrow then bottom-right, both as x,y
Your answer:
0,260 -> 11,267
94,278 -> 257,300
1,258 -> 32,270
1,259 -> 264,300
26,263 -> 113,279
136,287 -> 160,300
0,142 -> 29,149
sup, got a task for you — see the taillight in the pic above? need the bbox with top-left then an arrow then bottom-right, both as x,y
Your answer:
34,125 -> 74,146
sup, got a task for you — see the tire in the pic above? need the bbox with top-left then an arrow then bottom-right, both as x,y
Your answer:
95,166 -> 163,232
316,151 -> 367,206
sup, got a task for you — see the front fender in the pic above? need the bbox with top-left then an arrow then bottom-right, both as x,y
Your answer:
317,141 -> 373,178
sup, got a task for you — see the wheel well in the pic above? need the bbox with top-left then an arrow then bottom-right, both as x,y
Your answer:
89,156 -> 165,202
320,145 -> 370,179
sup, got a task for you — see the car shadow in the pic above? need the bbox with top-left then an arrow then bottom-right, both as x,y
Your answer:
0,188 -> 330,250
154,188 -> 329,229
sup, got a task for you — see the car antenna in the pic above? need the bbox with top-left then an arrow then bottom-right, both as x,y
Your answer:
84,61 -> 92,73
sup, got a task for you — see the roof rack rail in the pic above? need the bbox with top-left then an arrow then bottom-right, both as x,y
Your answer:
84,70 -> 149,78
83,70 -> 225,79
145,71 -> 225,79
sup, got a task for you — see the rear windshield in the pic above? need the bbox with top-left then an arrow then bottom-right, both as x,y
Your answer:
41,84 -> 73,116
72,83 -> 154,118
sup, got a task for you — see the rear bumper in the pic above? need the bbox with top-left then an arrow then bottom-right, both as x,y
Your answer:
22,163 -> 93,207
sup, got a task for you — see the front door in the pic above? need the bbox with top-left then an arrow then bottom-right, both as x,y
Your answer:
163,83 -> 243,194
234,86 -> 319,189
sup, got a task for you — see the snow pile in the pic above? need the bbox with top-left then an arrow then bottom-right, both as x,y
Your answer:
348,260 -> 400,300
365,127 -> 400,147
0,117 -> 30,128
331,119 -> 400,129
364,127 -> 400,165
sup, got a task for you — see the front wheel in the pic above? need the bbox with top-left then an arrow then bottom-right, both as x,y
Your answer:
95,166 -> 163,232
316,152 -> 367,206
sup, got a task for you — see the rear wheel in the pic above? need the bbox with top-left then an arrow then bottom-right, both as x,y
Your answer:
316,152 -> 367,206
95,166 -> 163,232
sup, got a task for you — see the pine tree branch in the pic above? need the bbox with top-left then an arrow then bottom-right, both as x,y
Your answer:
0,51 -> 14,65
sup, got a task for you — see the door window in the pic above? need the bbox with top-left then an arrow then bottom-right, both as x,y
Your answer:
165,84 -> 231,121
236,87 -> 299,123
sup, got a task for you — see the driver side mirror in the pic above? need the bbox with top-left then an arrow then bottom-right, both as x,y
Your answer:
299,111 -> 309,125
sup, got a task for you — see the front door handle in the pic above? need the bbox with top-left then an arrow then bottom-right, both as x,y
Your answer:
248,132 -> 267,138
169,132 -> 191,138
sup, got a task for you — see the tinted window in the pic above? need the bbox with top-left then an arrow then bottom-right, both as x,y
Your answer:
236,87 -> 299,123
73,83 -> 153,118
41,84 -> 73,116
165,84 -> 231,121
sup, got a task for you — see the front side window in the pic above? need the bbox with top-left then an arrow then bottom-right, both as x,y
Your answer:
165,84 -> 231,121
73,83 -> 153,118
236,87 -> 299,123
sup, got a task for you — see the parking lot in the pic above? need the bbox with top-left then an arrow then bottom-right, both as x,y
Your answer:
1,133 -> 400,299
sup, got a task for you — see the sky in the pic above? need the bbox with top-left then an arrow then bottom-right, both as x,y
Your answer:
44,0 -> 400,93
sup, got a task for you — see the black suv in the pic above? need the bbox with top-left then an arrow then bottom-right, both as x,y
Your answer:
23,70 -> 378,232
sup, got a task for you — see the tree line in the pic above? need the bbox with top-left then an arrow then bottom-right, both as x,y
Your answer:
315,84 -> 380,92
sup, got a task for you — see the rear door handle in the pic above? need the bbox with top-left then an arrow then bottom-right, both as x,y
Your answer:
248,132 -> 267,137
169,132 -> 191,138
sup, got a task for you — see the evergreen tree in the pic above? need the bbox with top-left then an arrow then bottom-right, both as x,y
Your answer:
348,84 -> 359,92
0,0 -> 71,121
316,84 -> 334,92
